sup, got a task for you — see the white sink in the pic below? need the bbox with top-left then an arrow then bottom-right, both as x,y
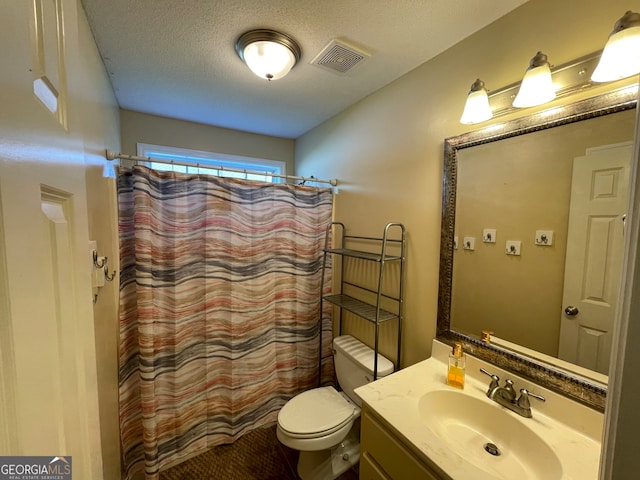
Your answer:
418,390 -> 563,479
355,339 -> 603,480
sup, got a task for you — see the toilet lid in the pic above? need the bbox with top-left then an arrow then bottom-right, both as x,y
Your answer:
278,386 -> 355,436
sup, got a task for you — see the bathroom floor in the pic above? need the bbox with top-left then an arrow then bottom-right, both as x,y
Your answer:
159,424 -> 359,480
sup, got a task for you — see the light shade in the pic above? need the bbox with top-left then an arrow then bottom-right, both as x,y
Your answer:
592,11 -> 640,83
513,52 -> 556,108
460,79 -> 493,124
236,29 -> 301,81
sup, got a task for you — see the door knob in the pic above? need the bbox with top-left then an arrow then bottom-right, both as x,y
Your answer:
564,306 -> 579,316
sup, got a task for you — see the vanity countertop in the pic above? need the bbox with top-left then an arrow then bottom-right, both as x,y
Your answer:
355,339 -> 604,480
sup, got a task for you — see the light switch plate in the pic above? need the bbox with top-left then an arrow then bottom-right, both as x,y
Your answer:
535,230 -> 554,246
482,228 -> 497,243
454,236 -> 459,250
463,236 -> 475,250
505,240 -> 521,256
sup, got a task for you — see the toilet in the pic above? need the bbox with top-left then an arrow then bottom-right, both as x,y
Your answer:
277,335 -> 394,480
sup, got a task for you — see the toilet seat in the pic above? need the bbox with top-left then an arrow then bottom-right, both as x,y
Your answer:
278,386 -> 356,438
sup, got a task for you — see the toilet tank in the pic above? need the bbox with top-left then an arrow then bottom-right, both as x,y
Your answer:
333,335 -> 394,406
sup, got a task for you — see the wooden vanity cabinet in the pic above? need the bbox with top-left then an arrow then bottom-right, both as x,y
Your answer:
360,405 -> 447,480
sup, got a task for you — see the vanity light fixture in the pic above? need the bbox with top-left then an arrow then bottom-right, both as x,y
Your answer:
460,52 -> 610,125
235,29 -> 301,81
459,14 -> 640,125
460,79 -> 493,124
512,52 -> 556,108
592,11 -> 640,82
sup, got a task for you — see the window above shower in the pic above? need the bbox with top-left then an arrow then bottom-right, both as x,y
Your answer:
136,143 -> 286,183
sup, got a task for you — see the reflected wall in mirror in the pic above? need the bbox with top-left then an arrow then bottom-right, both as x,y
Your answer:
438,87 -> 639,411
453,109 -> 635,375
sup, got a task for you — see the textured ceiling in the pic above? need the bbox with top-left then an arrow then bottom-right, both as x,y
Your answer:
81,0 -> 529,139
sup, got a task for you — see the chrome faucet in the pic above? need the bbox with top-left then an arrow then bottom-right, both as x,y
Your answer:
480,368 -> 545,418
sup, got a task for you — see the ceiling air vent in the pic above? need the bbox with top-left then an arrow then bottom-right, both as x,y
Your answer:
310,39 -> 370,74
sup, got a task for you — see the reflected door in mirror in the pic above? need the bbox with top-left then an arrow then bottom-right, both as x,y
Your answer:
558,142 -> 631,374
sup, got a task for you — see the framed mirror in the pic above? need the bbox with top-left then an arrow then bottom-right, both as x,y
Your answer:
438,86 -> 638,411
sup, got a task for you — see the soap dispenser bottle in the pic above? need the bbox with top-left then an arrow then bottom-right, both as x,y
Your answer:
447,342 -> 466,389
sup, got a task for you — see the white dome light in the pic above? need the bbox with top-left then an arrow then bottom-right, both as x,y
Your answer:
236,30 -> 301,81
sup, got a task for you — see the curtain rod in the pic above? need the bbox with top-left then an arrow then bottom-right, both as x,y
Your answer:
105,150 -> 338,187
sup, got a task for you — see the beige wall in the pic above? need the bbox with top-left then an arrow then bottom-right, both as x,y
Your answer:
452,110 -> 636,356
77,6 -> 123,480
0,0 -> 120,478
120,109 -> 296,175
295,0 -> 637,368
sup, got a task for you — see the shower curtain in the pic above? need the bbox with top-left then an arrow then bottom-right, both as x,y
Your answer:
117,166 -> 334,480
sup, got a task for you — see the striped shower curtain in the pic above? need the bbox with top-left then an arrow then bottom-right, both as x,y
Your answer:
117,166 -> 334,480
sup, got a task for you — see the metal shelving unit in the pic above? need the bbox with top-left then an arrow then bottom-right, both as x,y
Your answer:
319,222 -> 406,382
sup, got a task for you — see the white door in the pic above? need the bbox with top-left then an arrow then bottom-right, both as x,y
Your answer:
0,0 -> 111,476
558,142 -> 632,375
0,167 -> 105,479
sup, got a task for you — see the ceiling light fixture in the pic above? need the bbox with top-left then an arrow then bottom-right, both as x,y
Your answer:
592,11 -> 640,83
235,29 -> 301,81
512,51 -> 556,108
460,79 -> 493,124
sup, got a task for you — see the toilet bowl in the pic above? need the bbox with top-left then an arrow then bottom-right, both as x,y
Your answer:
276,335 -> 394,480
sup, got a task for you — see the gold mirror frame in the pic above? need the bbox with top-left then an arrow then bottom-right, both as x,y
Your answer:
438,87 -> 638,411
